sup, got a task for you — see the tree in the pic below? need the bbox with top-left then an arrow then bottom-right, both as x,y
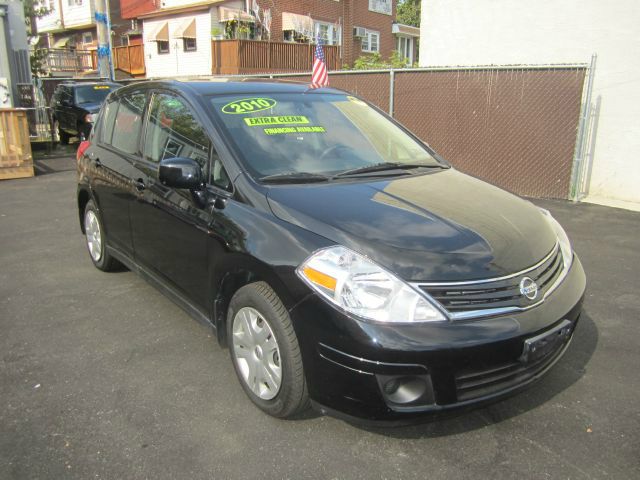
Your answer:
21,0 -> 49,34
396,0 -> 421,27
20,1 -> 51,78
351,51 -> 410,70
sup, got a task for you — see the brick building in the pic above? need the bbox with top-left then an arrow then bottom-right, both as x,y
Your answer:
118,0 -> 401,75
252,0 -> 398,66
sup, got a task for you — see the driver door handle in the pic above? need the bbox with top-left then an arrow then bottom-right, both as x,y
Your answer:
133,178 -> 146,191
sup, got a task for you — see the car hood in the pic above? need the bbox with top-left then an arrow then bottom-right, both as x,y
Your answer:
266,169 -> 558,282
78,102 -> 102,113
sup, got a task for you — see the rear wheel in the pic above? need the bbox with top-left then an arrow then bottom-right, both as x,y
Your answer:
83,200 -> 119,271
227,282 -> 309,418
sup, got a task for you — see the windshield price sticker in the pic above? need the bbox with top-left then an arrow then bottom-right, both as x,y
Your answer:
244,116 -> 309,127
264,126 -> 326,135
221,97 -> 277,114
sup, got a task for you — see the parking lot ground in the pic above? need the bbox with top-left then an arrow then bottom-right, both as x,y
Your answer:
1,158 -> 639,479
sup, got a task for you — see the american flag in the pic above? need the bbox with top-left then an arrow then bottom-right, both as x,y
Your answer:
310,43 -> 329,88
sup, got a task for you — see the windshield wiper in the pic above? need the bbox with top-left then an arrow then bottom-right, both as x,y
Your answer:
331,162 -> 444,179
259,172 -> 330,184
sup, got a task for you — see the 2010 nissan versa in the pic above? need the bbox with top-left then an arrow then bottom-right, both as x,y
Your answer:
76,80 -> 586,422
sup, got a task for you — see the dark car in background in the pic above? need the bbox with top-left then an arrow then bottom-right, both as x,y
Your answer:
51,81 -> 120,144
76,80 -> 586,423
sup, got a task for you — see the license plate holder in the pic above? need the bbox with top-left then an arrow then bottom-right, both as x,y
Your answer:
519,319 -> 573,364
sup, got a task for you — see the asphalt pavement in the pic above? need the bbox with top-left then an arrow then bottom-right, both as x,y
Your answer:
1,156 -> 638,479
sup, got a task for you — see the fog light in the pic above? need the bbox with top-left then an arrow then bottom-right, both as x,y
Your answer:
377,374 -> 435,406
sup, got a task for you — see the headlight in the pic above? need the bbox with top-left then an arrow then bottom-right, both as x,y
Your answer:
85,113 -> 98,123
297,246 -> 446,323
539,208 -> 573,271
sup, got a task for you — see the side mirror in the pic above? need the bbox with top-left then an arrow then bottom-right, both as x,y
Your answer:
60,99 -> 71,107
159,157 -> 203,190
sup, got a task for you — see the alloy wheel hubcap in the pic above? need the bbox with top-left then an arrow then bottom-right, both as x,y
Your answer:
85,210 -> 102,261
232,307 -> 282,400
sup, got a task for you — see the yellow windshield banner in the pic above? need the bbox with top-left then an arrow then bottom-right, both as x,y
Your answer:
244,116 -> 310,127
264,126 -> 326,135
93,85 -> 111,89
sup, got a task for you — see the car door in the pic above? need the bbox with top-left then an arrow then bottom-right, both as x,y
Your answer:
129,91 -> 216,310
89,92 -> 147,256
58,86 -> 75,132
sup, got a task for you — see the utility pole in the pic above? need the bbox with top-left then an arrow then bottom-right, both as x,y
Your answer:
106,0 -> 115,80
94,0 -> 112,80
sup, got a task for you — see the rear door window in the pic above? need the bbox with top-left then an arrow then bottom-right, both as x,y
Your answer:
111,92 -> 146,155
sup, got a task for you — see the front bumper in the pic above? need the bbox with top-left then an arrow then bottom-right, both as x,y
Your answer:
288,256 -> 586,422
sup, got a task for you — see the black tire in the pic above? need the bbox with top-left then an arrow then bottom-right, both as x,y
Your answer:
83,200 -> 119,272
56,121 -> 70,145
227,282 -> 310,418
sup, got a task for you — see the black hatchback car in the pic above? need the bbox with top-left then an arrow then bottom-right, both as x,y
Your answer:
51,81 -> 120,143
77,80 -> 586,422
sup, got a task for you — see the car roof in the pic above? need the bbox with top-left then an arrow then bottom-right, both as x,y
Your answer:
59,82 -> 120,89
115,78 -> 348,97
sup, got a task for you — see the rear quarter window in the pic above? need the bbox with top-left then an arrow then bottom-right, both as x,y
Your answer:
100,100 -> 118,144
110,93 -> 147,155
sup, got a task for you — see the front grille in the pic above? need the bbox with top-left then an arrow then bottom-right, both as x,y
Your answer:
417,243 -> 565,319
454,335 -> 569,402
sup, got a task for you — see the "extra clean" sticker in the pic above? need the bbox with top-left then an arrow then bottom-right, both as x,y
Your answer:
244,116 -> 309,126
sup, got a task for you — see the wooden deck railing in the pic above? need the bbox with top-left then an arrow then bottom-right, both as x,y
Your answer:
212,40 -> 340,75
113,45 -> 146,76
44,49 -> 97,74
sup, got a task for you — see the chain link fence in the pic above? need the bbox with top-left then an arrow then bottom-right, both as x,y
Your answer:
25,64 -> 591,199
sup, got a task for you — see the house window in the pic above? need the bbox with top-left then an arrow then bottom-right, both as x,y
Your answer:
314,21 -> 341,46
368,0 -> 391,15
361,30 -> 380,53
157,41 -> 169,54
68,0 -> 83,6
82,31 -> 93,45
396,36 -> 412,64
183,38 -> 197,52
120,36 -> 129,46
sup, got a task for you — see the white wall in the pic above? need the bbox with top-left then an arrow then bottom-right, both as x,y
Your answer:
35,0 -> 62,33
36,0 -> 94,33
62,0 -> 95,28
143,11 -> 212,78
419,0 -> 640,206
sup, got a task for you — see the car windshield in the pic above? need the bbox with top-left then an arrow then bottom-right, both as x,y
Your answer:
208,93 -> 443,179
75,85 -> 115,104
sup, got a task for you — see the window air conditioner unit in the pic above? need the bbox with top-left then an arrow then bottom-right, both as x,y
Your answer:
353,27 -> 366,38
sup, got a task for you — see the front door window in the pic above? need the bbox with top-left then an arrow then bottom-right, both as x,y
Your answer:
144,93 -> 211,172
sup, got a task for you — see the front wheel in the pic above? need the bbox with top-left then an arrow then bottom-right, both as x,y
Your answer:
54,120 -> 70,145
227,282 -> 309,418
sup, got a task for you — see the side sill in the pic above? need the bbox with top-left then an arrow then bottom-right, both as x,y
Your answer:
107,245 -> 215,331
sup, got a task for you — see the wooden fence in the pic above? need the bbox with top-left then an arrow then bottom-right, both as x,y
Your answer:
113,45 -> 146,76
211,40 -> 340,75
0,109 -> 34,180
